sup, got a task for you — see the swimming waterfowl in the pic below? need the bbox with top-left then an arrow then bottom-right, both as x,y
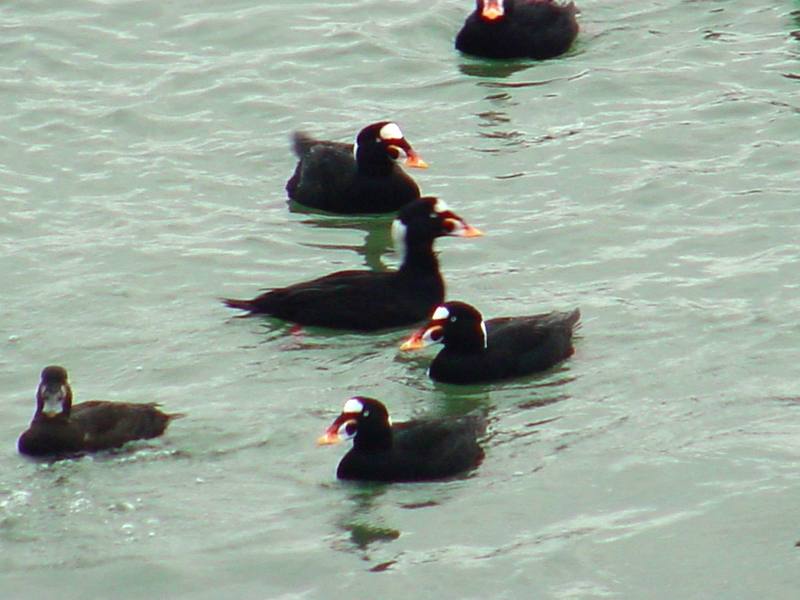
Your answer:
401,301 -> 580,383
222,198 -> 482,330
318,396 -> 485,482
286,121 -> 428,214
456,0 -> 579,60
18,366 -> 180,458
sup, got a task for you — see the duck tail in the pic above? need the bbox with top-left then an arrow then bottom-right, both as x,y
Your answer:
221,297 -> 255,314
566,308 -> 581,330
291,131 -> 316,157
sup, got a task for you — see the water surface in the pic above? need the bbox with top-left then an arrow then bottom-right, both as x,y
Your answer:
1,1 -> 799,598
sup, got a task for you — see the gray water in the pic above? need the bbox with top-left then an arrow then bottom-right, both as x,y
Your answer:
1,1 -> 799,598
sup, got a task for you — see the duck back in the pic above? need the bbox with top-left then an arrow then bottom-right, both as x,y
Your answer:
456,0 -> 578,60
286,132 -> 420,213
337,415 -> 486,481
430,309 -> 580,383
18,401 -> 178,458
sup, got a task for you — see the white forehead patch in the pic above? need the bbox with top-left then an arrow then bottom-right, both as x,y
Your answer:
433,198 -> 450,214
432,306 -> 450,320
379,122 -> 403,141
343,398 -> 364,414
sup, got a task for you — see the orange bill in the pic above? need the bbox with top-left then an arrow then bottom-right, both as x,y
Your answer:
481,0 -> 504,21
317,427 -> 341,445
445,217 -> 484,238
460,223 -> 484,238
400,322 -> 444,351
400,328 -> 427,351
404,149 -> 429,169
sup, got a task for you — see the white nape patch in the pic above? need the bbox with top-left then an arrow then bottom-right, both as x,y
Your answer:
352,136 -> 359,160
343,397 -> 364,414
379,122 -> 403,141
391,219 -> 407,258
433,198 -> 450,214
432,306 -> 450,320
480,320 -> 488,349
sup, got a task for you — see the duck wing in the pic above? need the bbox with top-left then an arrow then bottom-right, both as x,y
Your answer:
71,401 -> 175,451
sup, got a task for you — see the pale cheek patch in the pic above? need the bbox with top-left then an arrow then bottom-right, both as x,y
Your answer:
42,394 -> 63,416
379,122 -> 404,141
343,397 -> 364,414
432,306 -> 450,320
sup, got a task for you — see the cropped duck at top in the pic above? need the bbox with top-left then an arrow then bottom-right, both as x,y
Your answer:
222,197 -> 483,331
18,366 -> 181,458
401,301 -> 580,384
286,120 -> 428,214
318,396 -> 486,482
456,0 -> 579,60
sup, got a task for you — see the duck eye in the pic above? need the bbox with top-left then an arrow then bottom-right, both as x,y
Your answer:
450,316 -> 457,323
362,409 -> 370,418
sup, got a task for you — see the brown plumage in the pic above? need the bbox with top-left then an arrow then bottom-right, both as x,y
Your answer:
18,366 -> 182,458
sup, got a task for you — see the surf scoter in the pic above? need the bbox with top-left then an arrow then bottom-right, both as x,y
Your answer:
222,197 -> 482,330
17,366 -> 181,458
318,396 -> 485,482
286,121 -> 428,214
455,0 -> 579,60
401,301 -> 580,383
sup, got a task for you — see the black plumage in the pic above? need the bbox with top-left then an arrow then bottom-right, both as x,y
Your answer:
17,366 -> 180,458
222,198 -> 482,330
456,0 -> 579,60
285,121 -> 427,214
402,301 -> 580,384
318,397 -> 485,482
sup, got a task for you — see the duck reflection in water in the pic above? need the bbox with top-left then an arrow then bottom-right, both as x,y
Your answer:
287,211 -> 394,272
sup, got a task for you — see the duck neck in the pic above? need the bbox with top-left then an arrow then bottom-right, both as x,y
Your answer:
355,147 -> 395,177
353,426 -> 393,452
32,412 -> 70,424
398,237 -> 439,276
445,324 -> 488,354
445,335 -> 487,355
